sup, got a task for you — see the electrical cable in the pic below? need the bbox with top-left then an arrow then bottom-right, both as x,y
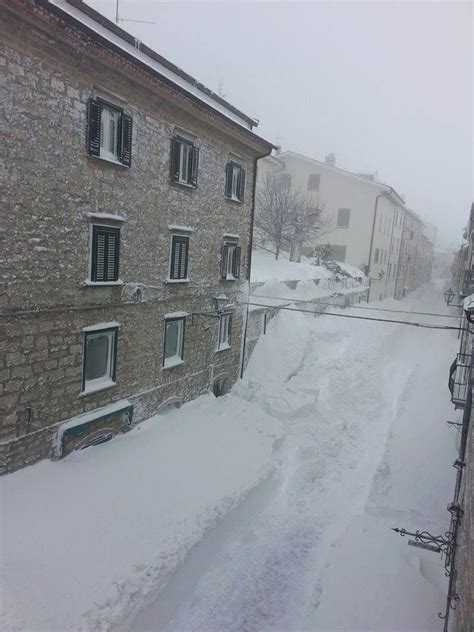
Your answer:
247,292 -> 460,319
246,301 -> 466,332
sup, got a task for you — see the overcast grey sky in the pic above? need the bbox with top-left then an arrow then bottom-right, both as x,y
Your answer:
88,0 -> 473,249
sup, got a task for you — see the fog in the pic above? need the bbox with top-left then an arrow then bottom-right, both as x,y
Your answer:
88,0 -> 473,249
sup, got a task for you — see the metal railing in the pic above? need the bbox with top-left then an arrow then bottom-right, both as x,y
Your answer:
449,352 -> 471,409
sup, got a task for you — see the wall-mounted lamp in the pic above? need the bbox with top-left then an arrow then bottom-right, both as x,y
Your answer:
214,293 -> 229,313
444,288 -> 456,306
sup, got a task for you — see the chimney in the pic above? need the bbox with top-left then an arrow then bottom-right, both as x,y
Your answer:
325,153 -> 336,167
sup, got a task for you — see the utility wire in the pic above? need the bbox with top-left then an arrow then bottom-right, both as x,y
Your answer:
246,301 -> 466,332
247,292 -> 460,319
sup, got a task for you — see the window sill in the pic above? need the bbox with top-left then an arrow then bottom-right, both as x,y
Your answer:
80,378 -> 116,397
165,278 -> 191,284
216,343 -> 231,352
225,196 -> 243,205
172,180 -> 197,190
223,275 -> 236,282
162,358 -> 185,370
89,154 -> 128,169
83,279 -> 124,287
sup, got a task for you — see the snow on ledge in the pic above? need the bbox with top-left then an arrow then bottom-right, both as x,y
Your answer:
86,212 -> 126,222
164,311 -> 189,319
54,399 -> 132,456
168,225 -> 194,233
82,321 -> 120,332
48,0 -> 254,130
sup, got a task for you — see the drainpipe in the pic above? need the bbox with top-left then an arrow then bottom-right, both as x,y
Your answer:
240,147 -> 275,379
386,206 -> 398,298
367,188 -> 391,302
394,211 -> 407,300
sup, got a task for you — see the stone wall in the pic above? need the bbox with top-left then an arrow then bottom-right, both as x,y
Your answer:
1,2 -> 269,473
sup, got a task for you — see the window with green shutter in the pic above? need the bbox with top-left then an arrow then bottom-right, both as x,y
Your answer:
87,97 -> 133,167
91,226 -> 120,282
225,162 -> 245,202
170,135 -> 199,187
169,235 -> 189,280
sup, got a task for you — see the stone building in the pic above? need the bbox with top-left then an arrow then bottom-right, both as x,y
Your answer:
1,0 -> 273,473
446,203 -> 474,631
394,208 -> 425,299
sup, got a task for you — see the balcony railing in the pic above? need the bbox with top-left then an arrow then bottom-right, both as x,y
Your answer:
449,352 -> 471,408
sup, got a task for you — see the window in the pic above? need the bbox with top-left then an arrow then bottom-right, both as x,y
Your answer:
169,235 -> 189,280
217,313 -> 232,350
91,226 -> 120,283
337,208 -> 351,228
278,173 -> 291,188
221,241 -> 241,280
329,244 -> 347,262
225,161 -> 245,202
170,135 -> 199,187
87,98 -> 132,167
82,326 -> 117,394
163,318 -> 185,368
374,248 -> 380,264
307,173 -> 320,191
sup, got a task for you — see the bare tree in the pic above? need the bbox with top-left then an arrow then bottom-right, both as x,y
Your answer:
255,172 -> 299,259
255,171 -> 332,261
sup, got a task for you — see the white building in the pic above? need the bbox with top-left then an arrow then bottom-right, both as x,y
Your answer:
256,151 -> 406,301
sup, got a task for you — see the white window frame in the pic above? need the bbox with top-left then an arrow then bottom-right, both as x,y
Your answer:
231,165 -> 240,200
178,140 -> 193,184
81,326 -> 117,395
100,105 -> 121,162
217,313 -> 232,351
163,317 -> 185,368
223,240 -> 239,280
226,244 -> 236,280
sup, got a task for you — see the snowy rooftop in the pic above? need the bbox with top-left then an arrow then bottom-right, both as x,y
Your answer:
46,0 -> 271,142
251,250 -> 365,284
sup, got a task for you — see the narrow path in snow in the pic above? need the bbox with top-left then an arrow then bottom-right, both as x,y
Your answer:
126,284 -> 458,632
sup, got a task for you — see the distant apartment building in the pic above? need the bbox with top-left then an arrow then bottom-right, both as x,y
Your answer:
395,209 -> 425,299
1,0 -> 273,473
256,151 -> 428,302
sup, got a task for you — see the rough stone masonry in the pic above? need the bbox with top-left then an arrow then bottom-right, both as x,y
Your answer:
0,0 -> 272,473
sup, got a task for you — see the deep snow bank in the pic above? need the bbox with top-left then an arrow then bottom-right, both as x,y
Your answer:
0,394 -> 282,631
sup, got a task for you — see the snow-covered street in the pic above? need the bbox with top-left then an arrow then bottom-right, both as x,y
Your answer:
1,284 -> 459,631
125,284 -> 459,632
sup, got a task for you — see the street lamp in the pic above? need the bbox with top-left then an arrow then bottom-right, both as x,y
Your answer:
214,293 -> 229,313
443,288 -> 456,306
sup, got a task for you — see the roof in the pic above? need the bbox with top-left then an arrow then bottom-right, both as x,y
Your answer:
275,151 -> 406,206
33,0 -> 275,150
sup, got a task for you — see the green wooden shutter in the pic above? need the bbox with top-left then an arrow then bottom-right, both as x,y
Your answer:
233,246 -> 241,278
170,236 -> 189,279
87,98 -> 102,157
225,162 -> 233,198
190,146 -> 199,187
170,137 -> 181,182
221,244 -> 229,278
120,114 -> 133,168
92,226 -> 120,282
238,168 -> 246,202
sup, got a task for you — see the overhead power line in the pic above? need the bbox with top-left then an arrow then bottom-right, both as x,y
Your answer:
246,301 -> 465,332
247,292 -> 460,319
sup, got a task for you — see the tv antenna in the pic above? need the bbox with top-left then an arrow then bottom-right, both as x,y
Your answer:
115,0 -> 156,25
